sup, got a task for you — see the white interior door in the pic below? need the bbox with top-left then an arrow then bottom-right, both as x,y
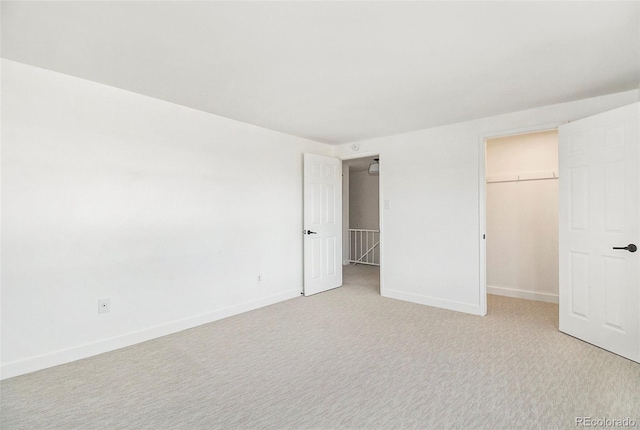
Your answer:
303,153 -> 342,296
559,103 -> 639,363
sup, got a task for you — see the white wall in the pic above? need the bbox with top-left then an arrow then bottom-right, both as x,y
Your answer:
0,60 -> 332,379
486,131 -> 559,303
335,89 -> 638,315
349,170 -> 379,230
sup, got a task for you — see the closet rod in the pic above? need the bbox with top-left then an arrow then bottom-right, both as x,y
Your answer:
486,171 -> 558,184
486,176 -> 558,184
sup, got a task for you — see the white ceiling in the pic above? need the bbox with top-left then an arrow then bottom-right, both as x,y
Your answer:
2,1 -> 638,144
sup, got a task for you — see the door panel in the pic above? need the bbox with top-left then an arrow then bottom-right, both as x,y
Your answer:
303,153 -> 342,296
559,103 -> 639,363
569,251 -> 589,319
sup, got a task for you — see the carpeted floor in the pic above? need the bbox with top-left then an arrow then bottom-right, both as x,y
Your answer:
1,264 -> 638,429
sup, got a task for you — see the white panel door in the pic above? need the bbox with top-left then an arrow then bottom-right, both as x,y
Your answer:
303,153 -> 342,296
559,103 -> 639,363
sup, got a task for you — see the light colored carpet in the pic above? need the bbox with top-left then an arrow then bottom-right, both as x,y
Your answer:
1,264 -> 639,429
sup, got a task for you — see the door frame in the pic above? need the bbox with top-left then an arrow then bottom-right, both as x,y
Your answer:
339,151 -> 384,295
478,123 -> 562,316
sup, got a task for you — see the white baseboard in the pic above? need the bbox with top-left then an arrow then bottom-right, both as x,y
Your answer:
487,285 -> 558,304
382,288 -> 482,315
1,289 -> 301,380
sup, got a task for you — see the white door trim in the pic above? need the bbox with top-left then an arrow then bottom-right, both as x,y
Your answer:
478,122 -> 562,316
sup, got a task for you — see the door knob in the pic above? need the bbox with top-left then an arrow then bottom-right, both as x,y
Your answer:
304,230 -> 317,235
612,244 -> 637,252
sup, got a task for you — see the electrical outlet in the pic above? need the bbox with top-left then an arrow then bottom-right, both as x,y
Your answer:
98,298 -> 110,314
257,274 -> 262,283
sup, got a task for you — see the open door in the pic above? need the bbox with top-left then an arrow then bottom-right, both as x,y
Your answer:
559,103 -> 639,363
303,153 -> 342,296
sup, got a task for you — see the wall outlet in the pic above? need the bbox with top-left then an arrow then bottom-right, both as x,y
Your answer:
98,298 -> 110,314
257,274 -> 262,283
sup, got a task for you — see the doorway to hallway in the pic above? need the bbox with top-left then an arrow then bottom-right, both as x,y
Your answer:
342,155 -> 381,293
